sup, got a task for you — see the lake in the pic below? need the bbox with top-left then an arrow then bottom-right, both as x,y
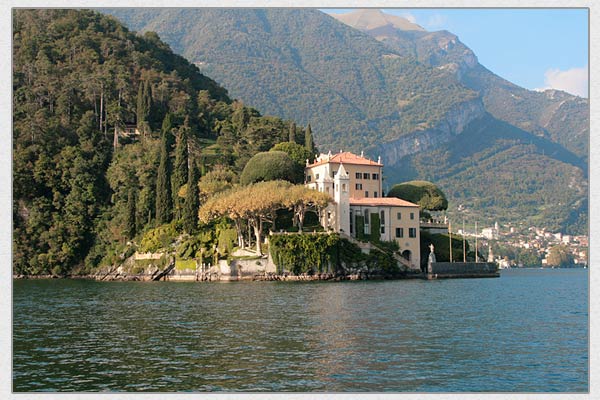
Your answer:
12,268 -> 588,392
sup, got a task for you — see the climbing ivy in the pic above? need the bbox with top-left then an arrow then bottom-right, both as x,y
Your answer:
269,233 -> 340,275
269,233 -> 401,277
370,213 -> 380,242
355,215 -> 365,240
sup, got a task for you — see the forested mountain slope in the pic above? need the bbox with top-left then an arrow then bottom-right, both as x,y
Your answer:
13,9 -> 304,275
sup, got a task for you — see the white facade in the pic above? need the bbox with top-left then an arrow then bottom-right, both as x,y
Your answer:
306,151 -> 421,269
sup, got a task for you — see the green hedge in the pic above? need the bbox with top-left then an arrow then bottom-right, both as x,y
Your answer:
269,233 -> 400,276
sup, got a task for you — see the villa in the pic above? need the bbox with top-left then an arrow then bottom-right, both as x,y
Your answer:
305,151 -> 421,269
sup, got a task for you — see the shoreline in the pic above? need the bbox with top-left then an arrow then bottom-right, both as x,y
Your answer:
13,270 -> 507,281
12,272 -> 424,282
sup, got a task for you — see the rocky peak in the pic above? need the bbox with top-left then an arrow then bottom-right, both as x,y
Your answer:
331,9 -> 425,32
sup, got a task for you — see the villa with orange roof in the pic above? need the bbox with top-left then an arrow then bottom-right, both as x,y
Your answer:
305,151 -> 421,269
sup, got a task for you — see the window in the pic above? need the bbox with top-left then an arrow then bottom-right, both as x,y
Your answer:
355,183 -> 363,190
364,210 -> 369,224
374,191 -> 378,198
365,191 -> 369,197
397,212 -> 402,220
380,210 -> 385,234
409,228 -> 417,238
372,173 -> 379,180
342,184 -> 346,191
315,173 -> 320,180
355,172 -> 362,179
363,173 -> 370,180
410,212 -> 415,220
396,228 -> 404,238
306,175 -> 312,182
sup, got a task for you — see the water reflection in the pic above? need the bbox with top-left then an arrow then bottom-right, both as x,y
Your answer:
13,270 -> 588,392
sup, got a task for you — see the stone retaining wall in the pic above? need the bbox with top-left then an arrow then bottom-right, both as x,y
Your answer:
428,262 -> 499,279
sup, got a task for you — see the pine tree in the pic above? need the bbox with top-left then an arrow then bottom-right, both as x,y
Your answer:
172,123 -> 189,219
288,122 -> 296,143
183,162 -> 200,233
155,133 -> 172,224
126,188 -> 137,239
305,123 -> 313,153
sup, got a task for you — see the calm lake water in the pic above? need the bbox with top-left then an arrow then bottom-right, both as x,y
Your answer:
13,268 -> 588,392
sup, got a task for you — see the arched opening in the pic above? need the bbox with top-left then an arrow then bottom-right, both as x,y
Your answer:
401,250 -> 411,261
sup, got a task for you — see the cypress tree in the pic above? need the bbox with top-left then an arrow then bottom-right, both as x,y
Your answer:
126,188 -> 137,239
161,112 -> 172,136
172,124 -> 189,219
161,112 -> 175,150
183,162 -> 200,233
136,81 -> 146,131
288,122 -> 296,143
144,79 -> 153,124
305,123 -> 313,153
155,133 -> 172,224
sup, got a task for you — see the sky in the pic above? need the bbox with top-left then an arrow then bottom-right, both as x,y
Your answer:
326,8 -> 589,98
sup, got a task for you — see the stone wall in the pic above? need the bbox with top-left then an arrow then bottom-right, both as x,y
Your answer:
429,262 -> 498,278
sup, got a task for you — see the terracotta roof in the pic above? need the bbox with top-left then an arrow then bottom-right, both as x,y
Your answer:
308,151 -> 383,167
350,197 -> 419,207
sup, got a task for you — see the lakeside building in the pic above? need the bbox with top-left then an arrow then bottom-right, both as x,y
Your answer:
305,151 -> 421,268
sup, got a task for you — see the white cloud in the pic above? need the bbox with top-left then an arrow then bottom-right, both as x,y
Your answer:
541,66 -> 588,98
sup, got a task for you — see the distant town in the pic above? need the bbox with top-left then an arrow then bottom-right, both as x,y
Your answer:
456,221 -> 588,268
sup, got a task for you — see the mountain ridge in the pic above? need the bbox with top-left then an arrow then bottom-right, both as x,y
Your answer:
102,8 -> 588,234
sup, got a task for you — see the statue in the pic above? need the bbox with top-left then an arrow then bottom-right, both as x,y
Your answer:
427,243 -> 436,273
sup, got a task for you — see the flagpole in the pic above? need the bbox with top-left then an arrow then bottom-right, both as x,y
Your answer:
449,220 -> 453,263
475,221 -> 478,262
463,219 -> 466,262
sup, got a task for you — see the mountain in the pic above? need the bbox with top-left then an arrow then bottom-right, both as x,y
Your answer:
334,10 -> 588,161
333,8 -> 426,32
103,8 -> 588,234
101,8 -> 480,150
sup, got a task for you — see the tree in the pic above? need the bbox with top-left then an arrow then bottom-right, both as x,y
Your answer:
240,151 -> 303,185
305,123 -> 314,154
388,180 -> 448,213
155,133 -> 172,223
198,165 -> 237,199
270,141 -> 312,168
172,122 -> 189,218
284,185 -> 332,232
288,121 -> 296,143
200,181 -> 321,254
547,245 -> 574,267
183,162 -> 199,233
126,188 -> 137,239
136,79 -> 151,135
